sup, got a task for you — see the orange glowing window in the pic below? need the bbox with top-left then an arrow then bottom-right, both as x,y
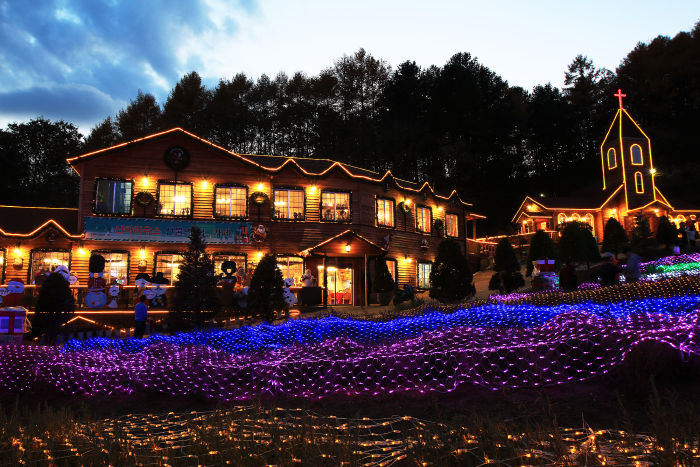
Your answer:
376,198 -> 395,228
631,145 -> 643,165
607,148 -> 617,169
557,213 -> 567,225
635,172 -> 644,193
416,207 -> 431,233
445,214 -> 459,238
215,185 -> 248,218
571,213 -> 580,222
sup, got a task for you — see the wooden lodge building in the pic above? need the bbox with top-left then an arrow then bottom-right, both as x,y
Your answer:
0,128 -> 485,312
512,92 -> 699,242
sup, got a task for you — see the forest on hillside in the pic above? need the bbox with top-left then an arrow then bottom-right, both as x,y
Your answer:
2,21 -> 699,234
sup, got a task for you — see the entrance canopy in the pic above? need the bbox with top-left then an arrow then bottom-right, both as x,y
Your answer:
300,230 -> 385,257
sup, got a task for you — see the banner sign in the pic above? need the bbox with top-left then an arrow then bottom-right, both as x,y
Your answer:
84,217 -> 256,244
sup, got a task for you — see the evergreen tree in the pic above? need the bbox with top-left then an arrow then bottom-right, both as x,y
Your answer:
526,229 -> 560,276
246,254 -> 286,324
655,215 -> 679,250
558,221 -> 589,264
34,272 -> 75,341
162,71 -> 212,137
583,227 -> 602,268
630,212 -> 655,254
601,217 -> 629,256
115,89 -> 162,142
83,116 -> 119,153
488,238 -> 524,293
171,226 -> 219,328
372,257 -> 395,294
429,240 -> 474,302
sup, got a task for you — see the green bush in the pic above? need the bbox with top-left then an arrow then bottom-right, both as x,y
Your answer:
429,240 -> 474,302
246,254 -> 286,324
34,272 -> 75,341
489,238 -> 524,293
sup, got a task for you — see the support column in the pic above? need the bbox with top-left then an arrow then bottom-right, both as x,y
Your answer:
322,255 -> 328,309
472,219 -> 477,241
365,254 -> 370,307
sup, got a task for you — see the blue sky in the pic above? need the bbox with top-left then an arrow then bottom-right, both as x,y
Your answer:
1,0 -> 698,134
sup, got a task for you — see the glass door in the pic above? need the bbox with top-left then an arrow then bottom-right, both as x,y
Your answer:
326,265 -> 353,305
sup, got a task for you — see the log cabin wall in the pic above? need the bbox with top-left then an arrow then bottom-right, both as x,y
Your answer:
2,130 -> 481,305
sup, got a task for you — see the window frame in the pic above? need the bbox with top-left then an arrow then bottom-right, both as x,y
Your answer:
28,248 -> 71,285
607,148 -> 617,169
635,172 -> 644,193
415,205 -> 432,234
213,183 -> 249,220
156,180 -> 194,218
319,190 -> 353,223
93,177 -> 134,216
213,252 -> 249,276
272,186 -> 306,221
375,196 -> 397,229
273,254 -> 305,286
90,249 -> 131,285
417,261 -> 432,290
557,213 -> 567,225
630,144 -> 643,166
153,251 -> 186,283
445,212 -> 460,238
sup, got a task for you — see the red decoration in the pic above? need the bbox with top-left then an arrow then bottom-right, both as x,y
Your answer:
614,89 -> 626,109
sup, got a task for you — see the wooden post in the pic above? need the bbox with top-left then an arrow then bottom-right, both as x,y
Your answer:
322,255 -> 328,309
365,254 -> 370,307
473,219 -> 477,241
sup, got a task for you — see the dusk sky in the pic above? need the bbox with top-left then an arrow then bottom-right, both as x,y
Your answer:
1,0 -> 698,134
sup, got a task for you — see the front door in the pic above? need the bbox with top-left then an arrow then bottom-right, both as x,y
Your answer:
327,263 -> 353,305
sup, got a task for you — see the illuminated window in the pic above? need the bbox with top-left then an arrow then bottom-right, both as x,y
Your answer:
610,211 -> 618,221
213,254 -> 247,277
158,182 -> 192,216
583,214 -> 595,232
416,207 -> 431,233
275,256 -> 304,286
445,213 -> 459,237
558,213 -> 567,225
384,258 -> 398,283
30,250 -> 70,284
215,185 -> 247,218
631,145 -> 643,165
154,253 -> 184,283
95,251 -> 129,285
635,172 -> 644,193
417,262 -> 432,289
376,198 -> 395,228
95,179 -> 133,214
321,191 -> 351,221
607,148 -> 617,169
571,213 -> 580,222
273,189 -> 305,220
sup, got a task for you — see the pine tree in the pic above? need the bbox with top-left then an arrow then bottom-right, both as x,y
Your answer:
583,227 -> 602,268
558,221 -> 588,264
429,240 -> 474,302
489,238 -> 524,293
170,225 -> 220,328
601,217 -> 629,256
630,212 -> 655,254
372,257 -> 395,294
655,215 -> 678,250
526,230 -> 560,276
34,272 -> 75,341
246,254 -> 286,324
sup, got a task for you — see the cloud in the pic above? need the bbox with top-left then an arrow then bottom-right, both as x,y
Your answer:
0,0 -> 258,130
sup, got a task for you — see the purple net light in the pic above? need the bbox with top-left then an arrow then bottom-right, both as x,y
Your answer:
1,309 -> 698,400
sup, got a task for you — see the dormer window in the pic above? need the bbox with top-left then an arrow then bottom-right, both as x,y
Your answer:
631,145 -> 643,165
607,148 -> 617,169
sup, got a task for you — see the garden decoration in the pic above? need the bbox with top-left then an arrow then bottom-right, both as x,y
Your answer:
420,239 -> 428,254
107,284 -> 120,308
282,278 -> 297,308
85,254 -> 107,308
434,218 -> 444,231
301,269 -> 314,286
149,272 -> 170,307
218,260 -> 237,282
382,234 -> 393,250
252,225 -> 267,242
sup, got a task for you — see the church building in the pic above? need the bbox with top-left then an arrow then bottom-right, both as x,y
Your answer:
512,90 -> 699,241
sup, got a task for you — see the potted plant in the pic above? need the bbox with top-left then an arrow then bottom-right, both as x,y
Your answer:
372,258 -> 396,306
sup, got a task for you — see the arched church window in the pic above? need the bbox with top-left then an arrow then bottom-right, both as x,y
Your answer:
571,213 -> 580,222
584,214 -> 594,231
558,213 -> 566,225
635,172 -> 644,193
607,148 -> 617,169
631,145 -> 643,165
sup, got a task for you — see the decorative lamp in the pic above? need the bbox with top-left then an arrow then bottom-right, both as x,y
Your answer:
78,243 -> 85,255
140,246 -> 146,258
650,168 -> 657,174
345,243 -> 351,253
258,183 -> 264,191
202,179 -> 208,189
257,251 -> 263,260
405,255 -> 412,263
405,199 -> 411,205
438,206 -> 443,211
142,176 -> 148,187
13,244 -> 20,255
310,186 -> 317,194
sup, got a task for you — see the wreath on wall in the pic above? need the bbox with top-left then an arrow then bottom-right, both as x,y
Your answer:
251,192 -> 268,205
434,218 -> 444,231
135,191 -> 154,207
400,202 -> 411,214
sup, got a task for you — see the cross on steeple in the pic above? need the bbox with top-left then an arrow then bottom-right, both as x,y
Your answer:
614,89 -> 626,109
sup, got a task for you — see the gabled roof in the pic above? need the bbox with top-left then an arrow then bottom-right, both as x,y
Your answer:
0,206 -> 81,238
300,230 -> 385,257
67,128 -> 475,208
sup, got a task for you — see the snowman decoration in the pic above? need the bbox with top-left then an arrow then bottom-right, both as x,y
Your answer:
282,278 -> 296,307
85,255 -> 107,308
107,284 -> 120,308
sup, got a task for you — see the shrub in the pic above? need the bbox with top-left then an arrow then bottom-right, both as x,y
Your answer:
429,240 -> 474,302
34,272 -> 75,341
372,258 -> 395,294
656,215 -> 678,250
630,211 -> 656,254
246,254 -> 286,324
489,238 -> 524,293
602,216 -> 629,256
